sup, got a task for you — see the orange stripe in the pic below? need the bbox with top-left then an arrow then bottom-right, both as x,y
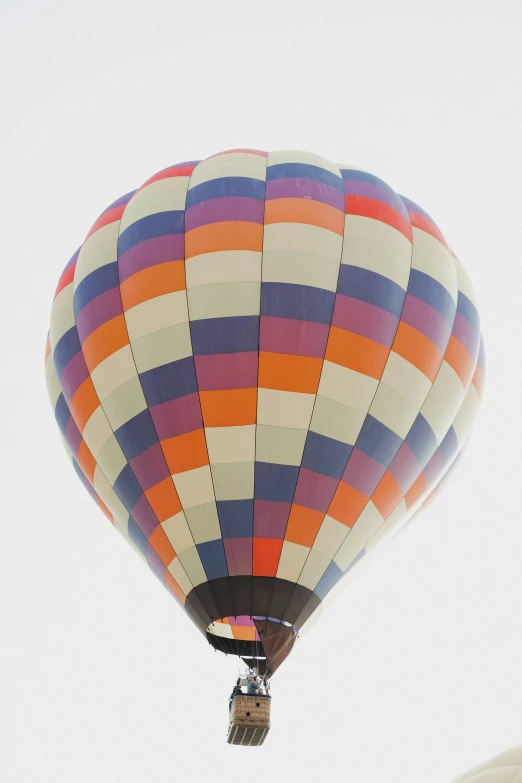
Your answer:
328,482 -> 368,528
165,570 -> 186,603
98,497 -> 113,522
145,478 -> 182,522
371,471 -> 403,519
81,315 -> 129,371
231,625 -> 257,641
253,538 -> 284,577
199,388 -> 257,427
444,336 -> 474,387
472,362 -> 485,397
258,352 -> 322,394
392,322 -> 442,382
77,440 -> 96,483
70,378 -> 100,431
120,260 -> 186,311
325,327 -> 389,379
161,429 -> 209,474
185,221 -> 263,257
264,198 -> 344,235
285,504 -> 324,547
149,525 -> 176,566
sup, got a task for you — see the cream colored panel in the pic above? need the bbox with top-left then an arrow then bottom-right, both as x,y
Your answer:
261,250 -> 340,291
173,466 -> 215,508
96,435 -> 127,485
91,346 -> 136,401
103,376 -> 147,430
92,466 -> 113,505
268,150 -> 341,175
334,501 -> 383,571
381,351 -> 433,409
162,511 -> 194,553
344,214 -> 412,257
184,503 -> 222,545
453,256 -> 478,307
421,362 -> 465,443
185,251 -> 261,288
131,322 -> 192,373
45,356 -> 62,408
119,177 -> 190,231
187,281 -> 260,320
255,424 -> 307,466
411,227 -> 458,304
452,383 -> 480,446
205,425 -> 256,464
257,388 -> 315,430
318,361 -> 378,410
211,462 -> 255,500
276,541 -> 310,582
167,556 -> 193,594
177,546 -> 207,586
125,291 -> 189,342
297,549 -> 330,591
366,498 -> 408,554
50,285 -> 75,349
208,621 -> 234,639
263,223 -> 343,260
312,515 -> 350,558
369,382 -> 419,439
310,396 -> 366,445
74,222 -> 119,285
341,235 -> 411,289
82,406 -> 112,458
188,153 -> 267,187
109,492 -> 129,530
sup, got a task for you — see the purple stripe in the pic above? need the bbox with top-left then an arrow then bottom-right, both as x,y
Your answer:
185,197 -> 265,231
60,351 -> 90,403
343,180 -> 406,214
130,443 -> 170,491
388,443 -> 421,493
65,416 -> 82,457
452,312 -> 480,358
76,288 -> 123,343
254,500 -> 291,539
265,178 -> 345,210
260,317 -> 329,358
224,537 -> 253,576
118,234 -> 184,282
131,495 -> 159,537
342,448 -> 386,496
400,294 -> 452,352
332,295 -> 399,347
194,352 -> 258,390
293,468 -> 338,513
150,393 -> 203,440
229,615 -> 256,627
422,449 -> 444,490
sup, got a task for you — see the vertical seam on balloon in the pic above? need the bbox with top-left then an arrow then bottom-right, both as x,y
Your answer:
251,153 -> 269,625
267,158 -> 347,628
111,185 -> 201,606
184,155 -> 238,625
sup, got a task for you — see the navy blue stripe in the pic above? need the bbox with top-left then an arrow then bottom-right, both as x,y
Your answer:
73,262 -> 120,315
302,432 -> 353,479
53,328 -> 82,378
457,292 -> 480,333
254,462 -> 300,503
216,500 -> 254,538
190,316 -> 259,355
139,357 -> 198,407
408,269 -> 456,324
356,416 -> 402,467
115,410 -> 158,461
261,282 -> 335,324
197,539 -> 229,580
439,426 -> 459,466
266,163 -> 344,192
405,414 -> 438,467
114,465 -> 144,513
128,516 -> 148,555
337,266 -> 405,318
314,561 -> 343,600
186,177 -> 266,207
55,393 -> 70,435
118,211 -> 185,255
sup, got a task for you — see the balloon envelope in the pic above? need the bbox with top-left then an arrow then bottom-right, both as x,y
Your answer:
451,745 -> 522,782
45,149 -> 485,675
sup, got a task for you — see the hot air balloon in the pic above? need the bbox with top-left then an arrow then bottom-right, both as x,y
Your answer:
451,745 -> 522,782
45,149 -> 484,744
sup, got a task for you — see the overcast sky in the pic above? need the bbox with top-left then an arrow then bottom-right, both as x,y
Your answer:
2,1 -> 522,782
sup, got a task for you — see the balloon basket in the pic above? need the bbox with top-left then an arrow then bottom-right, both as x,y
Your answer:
227,695 -> 271,746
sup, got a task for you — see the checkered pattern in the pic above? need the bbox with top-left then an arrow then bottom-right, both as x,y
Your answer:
46,150 -> 484,649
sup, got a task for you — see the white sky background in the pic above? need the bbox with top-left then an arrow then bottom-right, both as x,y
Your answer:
1,1 -> 522,781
